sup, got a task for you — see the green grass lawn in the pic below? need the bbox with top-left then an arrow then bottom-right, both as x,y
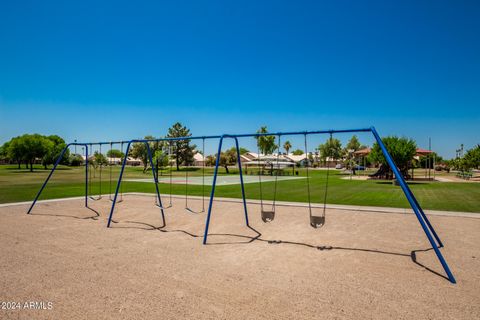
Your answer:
0,164 -> 479,213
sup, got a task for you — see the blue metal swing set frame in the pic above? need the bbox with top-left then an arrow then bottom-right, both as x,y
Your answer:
27,126 -> 457,283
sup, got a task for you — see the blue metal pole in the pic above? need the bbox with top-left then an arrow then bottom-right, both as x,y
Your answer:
71,128 -> 372,146
203,136 -> 224,244
370,127 -> 456,283
404,185 -> 443,247
234,137 -> 249,227
145,142 -> 166,227
27,144 -> 73,214
107,141 -> 131,227
85,144 -> 89,207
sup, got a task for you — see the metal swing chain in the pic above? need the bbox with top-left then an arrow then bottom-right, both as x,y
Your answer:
323,133 -> 332,217
109,142 -> 113,201
158,141 -> 173,208
99,144 -> 102,198
185,139 -> 189,208
305,133 -> 329,222
201,137 -> 206,211
168,141 -> 173,206
89,144 -> 102,200
107,141 -> 124,203
88,143 -> 93,199
257,140 -> 265,212
119,141 -> 124,202
185,138 -> 206,212
270,134 -> 281,212
304,134 -> 313,218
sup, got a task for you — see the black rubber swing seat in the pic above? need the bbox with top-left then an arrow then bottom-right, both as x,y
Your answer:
261,210 -> 275,223
310,215 -> 325,228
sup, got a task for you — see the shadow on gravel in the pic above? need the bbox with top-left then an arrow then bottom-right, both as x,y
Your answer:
30,204 -> 101,221
27,211 -> 450,282
113,219 -> 448,281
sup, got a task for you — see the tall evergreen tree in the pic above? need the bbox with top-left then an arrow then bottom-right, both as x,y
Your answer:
166,122 -> 196,170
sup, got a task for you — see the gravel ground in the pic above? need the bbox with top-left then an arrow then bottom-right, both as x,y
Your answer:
1,195 -> 479,319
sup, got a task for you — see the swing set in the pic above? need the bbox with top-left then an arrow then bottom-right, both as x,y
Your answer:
82,142 -> 126,202
26,127 -> 457,284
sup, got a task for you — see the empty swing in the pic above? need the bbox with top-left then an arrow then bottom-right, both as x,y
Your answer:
185,137 -> 206,213
108,142 -> 123,203
88,143 -> 103,200
304,133 -> 328,228
258,135 -> 281,222
155,141 -> 173,209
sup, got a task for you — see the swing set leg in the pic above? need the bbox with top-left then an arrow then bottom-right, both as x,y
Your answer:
203,136 -> 249,244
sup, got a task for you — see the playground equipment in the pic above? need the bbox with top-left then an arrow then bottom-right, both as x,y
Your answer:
185,137 -> 206,214
155,142 -> 173,209
26,127 -> 457,284
257,134 -> 281,223
108,142 -> 123,203
88,143 -> 103,201
304,133 -> 328,228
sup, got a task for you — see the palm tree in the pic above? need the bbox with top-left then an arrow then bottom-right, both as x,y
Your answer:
255,126 -> 276,155
283,140 -> 292,155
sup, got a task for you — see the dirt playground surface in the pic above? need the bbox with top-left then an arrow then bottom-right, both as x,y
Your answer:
1,195 -> 479,319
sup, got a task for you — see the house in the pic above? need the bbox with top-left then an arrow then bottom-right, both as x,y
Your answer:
107,157 -> 122,165
126,157 -> 142,166
413,148 -> 433,161
284,153 -> 308,166
242,153 -> 295,168
193,152 -> 205,166
240,152 -> 259,162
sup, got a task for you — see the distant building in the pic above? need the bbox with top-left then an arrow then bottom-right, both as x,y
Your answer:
284,153 -> 308,166
126,157 -> 142,166
107,157 -> 122,165
193,152 -> 205,166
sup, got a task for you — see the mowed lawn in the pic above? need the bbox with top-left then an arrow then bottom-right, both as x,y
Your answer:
0,165 -> 479,213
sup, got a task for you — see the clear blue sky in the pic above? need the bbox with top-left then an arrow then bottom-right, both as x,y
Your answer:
0,0 -> 478,158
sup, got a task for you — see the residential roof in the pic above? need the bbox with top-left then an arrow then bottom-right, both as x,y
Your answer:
354,148 -> 371,155
193,153 -> 205,161
285,153 -> 307,162
415,148 -> 433,155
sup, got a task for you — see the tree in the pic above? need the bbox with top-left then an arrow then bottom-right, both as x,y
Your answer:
342,135 -> 362,170
205,155 -> 216,167
107,149 -> 124,159
130,135 -> 157,173
238,147 -> 249,155
69,154 -> 84,166
308,152 -> 314,165
20,134 -> 53,172
292,149 -> 303,156
153,149 -> 170,176
0,141 -> 9,162
205,148 -> 238,173
369,136 -> 417,179
463,145 -> 480,170
345,135 -> 361,152
3,134 -> 69,170
219,148 -> 237,173
318,137 -> 342,164
166,122 -> 196,170
255,126 -> 277,155
283,141 -> 292,154
93,151 -> 108,167
41,135 -> 69,169
6,136 -> 26,169
418,152 -> 443,169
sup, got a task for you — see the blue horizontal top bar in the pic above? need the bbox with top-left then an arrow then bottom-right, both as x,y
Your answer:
70,127 -> 373,145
